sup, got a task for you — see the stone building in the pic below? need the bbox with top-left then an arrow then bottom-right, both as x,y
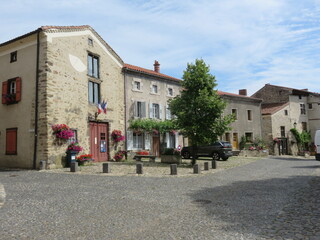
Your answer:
0,26 -> 125,169
252,84 -> 320,155
218,90 -> 263,150
123,61 -> 183,157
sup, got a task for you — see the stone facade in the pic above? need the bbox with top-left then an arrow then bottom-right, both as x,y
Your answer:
0,26 -> 125,169
218,91 -> 263,150
123,62 -> 183,157
253,84 -> 320,155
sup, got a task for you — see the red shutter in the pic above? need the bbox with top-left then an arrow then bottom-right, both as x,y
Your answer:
15,77 -> 21,102
6,128 -> 17,155
2,81 -> 8,104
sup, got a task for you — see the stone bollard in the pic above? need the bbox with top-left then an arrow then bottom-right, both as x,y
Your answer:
39,160 -> 47,170
170,164 -> 178,175
193,164 -> 200,174
136,163 -> 143,174
211,159 -> 217,169
103,163 -> 110,173
204,162 -> 209,171
70,162 -> 79,172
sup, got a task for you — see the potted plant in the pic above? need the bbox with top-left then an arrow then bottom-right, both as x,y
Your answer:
65,142 -> 83,167
76,154 -> 93,166
161,148 -> 182,164
51,124 -> 74,140
112,150 -> 127,162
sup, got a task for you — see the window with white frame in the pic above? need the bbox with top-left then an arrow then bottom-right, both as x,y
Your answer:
166,106 -> 172,120
152,103 -> 160,119
135,101 -> 146,118
87,53 -> 99,78
152,85 -> 158,94
133,132 -> 144,149
169,134 -> 176,148
88,81 -> 100,104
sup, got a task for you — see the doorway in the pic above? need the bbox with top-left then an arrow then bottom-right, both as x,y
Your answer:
232,133 -> 239,150
152,136 -> 160,157
90,122 -> 109,162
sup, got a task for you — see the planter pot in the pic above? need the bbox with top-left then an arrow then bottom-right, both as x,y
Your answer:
66,151 -> 78,167
161,155 -> 182,164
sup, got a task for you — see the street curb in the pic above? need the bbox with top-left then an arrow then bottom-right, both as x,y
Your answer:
0,184 -> 5,208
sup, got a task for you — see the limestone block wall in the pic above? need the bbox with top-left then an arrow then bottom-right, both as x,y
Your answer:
41,30 -> 124,168
252,84 -> 291,104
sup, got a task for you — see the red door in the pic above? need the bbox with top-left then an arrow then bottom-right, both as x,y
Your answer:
152,136 -> 160,157
90,122 -> 109,162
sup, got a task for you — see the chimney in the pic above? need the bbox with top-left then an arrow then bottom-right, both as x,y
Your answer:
154,60 -> 160,73
239,89 -> 247,96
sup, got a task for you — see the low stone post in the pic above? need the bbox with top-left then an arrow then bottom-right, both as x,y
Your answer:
193,164 -> 200,174
204,162 -> 209,171
211,159 -> 217,169
136,163 -> 143,174
70,162 -> 79,172
39,160 -> 47,170
103,163 -> 110,173
170,164 -> 177,175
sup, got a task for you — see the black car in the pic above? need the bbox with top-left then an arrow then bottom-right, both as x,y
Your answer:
181,141 -> 233,160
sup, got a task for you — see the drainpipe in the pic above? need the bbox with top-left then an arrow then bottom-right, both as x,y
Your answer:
123,69 -> 127,151
33,28 -> 41,169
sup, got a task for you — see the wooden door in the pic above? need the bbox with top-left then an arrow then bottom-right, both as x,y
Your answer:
152,136 -> 160,157
232,133 -> 239,150
90,122 -> 109,162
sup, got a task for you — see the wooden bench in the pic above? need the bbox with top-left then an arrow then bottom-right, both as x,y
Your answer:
134,155 -> 157,163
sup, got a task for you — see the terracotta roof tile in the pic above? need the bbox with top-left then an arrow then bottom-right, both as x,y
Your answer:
123,63 -> 182,82
261,102 -> 289,115
218,90 -> 262,101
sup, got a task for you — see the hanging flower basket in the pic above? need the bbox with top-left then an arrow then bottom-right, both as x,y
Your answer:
52,124 -> 74,140
66,142 -> 83,153
111,130 -> 125,143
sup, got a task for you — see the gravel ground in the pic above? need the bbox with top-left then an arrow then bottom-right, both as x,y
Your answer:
0,156 -> 319,240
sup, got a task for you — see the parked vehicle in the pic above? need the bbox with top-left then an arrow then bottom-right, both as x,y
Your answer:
315,130 -> 320,160
181,141 -> 233,160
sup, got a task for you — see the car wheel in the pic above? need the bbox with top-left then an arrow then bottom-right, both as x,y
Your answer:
183,151 -> 191,159
212,152 -> 220,160
222,157 -> 228,161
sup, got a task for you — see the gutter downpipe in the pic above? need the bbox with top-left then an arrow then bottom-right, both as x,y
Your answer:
123,68 -> 127,151
33,28 -> 41,169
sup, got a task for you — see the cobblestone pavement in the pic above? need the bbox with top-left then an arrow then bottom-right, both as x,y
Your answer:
0,156 -> 319,239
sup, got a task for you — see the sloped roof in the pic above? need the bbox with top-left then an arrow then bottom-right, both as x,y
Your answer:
123,63 -> 182,82
261,102 -> 289,115
0,25 -> 123,64
218,90 -> 262,102
253,83 -> 320,97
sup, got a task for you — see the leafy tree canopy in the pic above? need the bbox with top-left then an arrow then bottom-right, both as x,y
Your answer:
169,59 -> 234,146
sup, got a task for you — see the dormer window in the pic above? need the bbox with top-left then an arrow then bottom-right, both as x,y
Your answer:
10,51 -> 17,63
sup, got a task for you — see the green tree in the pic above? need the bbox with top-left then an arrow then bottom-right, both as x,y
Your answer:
169,59 -> 234,164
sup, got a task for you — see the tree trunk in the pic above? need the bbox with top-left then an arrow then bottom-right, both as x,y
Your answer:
191,145 -> 197,165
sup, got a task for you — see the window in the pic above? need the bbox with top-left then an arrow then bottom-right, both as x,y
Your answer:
87,53 -> 99,78
68,129 -> 78,144
88,38 -> 93,46
152,85 -> 158,94
232,109 -> 237,120
2,77 -> 21,104
284,110 -> 288,115
6,128 -> 17,155
168,88 -> 173,96
247,110 -> 252,121
88,81 -> 100,104
299,95 -> 302,99
245,132 -> 253,142
166,106 -> 172,120
302,122 -> 307,131
300,103 -> 306,115
308,103 -> 313,110
280,126 -> 285,137
134,81 -> 141,91
225,133 -> 231,142
10,51 -> 17,63
134,101 -> 146,118
169,134 -> 176,148
152,103 -> 160,119
133,132 -> 144,149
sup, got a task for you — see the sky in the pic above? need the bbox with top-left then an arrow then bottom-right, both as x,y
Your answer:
1,0 -> 320,95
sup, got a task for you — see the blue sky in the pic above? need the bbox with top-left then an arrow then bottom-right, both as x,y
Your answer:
1,0 -> 320,95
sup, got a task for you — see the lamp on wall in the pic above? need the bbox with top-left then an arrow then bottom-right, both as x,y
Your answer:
294,122 -> 297,128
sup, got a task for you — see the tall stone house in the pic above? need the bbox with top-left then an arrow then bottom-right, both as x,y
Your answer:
252,84 -> 320,155
218,90 -> 263,150
123,61 -> 183,157
0,26 -> 125,169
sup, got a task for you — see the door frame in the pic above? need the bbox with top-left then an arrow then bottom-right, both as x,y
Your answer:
89,121 -> 110,162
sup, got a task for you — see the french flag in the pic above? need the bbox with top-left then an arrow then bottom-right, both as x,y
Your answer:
101,100 -> 108,114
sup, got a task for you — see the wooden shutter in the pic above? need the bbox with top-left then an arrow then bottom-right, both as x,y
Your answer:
6,128 -> 17,155
175,132 -> 179,148
133,101 -> 137,117
15,77 -> 21,102
126,131 -> 133,150
159,104 -> 162,119
166,132 -> 170,148
141,102 -> 146,118
149,103 -> 153,118
2,81 -> 8,104
144,132 -> 151,150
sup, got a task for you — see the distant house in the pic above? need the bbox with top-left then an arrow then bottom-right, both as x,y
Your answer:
252,84 -> 320,155
123,61 -> 183,157
218,89 -> 263,150
0,26 -> 125,169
